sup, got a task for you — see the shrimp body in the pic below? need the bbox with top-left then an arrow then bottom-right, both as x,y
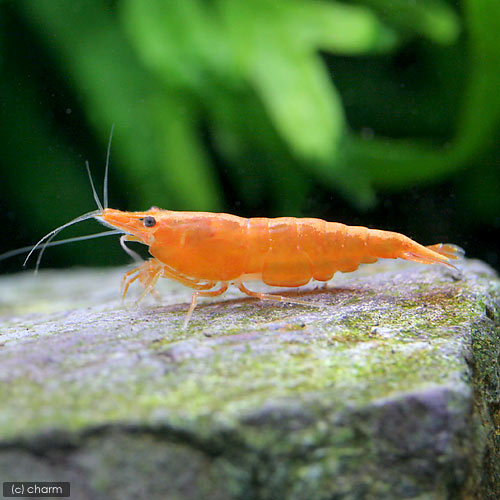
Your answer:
101,207 -> 461,327
2,134 -> 462,329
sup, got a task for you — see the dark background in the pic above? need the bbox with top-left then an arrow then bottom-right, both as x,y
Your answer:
1,0 -> 499,273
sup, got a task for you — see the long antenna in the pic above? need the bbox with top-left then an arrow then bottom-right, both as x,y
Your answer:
86,161 -> 103,211
103,123 -> 115,209
0,230 -> 123,262
23,210 -> 102,269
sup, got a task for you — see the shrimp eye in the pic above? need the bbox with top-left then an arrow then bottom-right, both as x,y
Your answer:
143,216 -> 156,228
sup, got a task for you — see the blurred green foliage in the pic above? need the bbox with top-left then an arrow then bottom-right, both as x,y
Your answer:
0,0 -> 499,269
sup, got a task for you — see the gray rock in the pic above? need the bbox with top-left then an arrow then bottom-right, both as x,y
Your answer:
0,259 -> 498,499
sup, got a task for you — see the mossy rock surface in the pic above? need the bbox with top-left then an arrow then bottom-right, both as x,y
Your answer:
0,259 -> 499,499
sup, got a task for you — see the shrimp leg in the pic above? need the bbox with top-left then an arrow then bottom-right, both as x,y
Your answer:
121,258 -> 216,300
121,257 -> 228,328
160,265 -> 215,291
120,259 -> 164,303
121,260 -> 161,300
135,268 -> 162,304
237,282 -> 322,308
183,283 -> 229,330
121,267 -> 143,298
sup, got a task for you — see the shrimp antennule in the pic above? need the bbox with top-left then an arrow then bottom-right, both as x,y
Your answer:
23,210 -> 104,272
86,161 -> 103,211
103,123 -> 114,209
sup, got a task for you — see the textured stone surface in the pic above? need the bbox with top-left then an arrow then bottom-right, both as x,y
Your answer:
0,259 -> 499,499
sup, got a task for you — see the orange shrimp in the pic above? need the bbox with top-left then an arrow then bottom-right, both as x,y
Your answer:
0,134 -> 462,329
1,204 -> 462,329
99,207 -> 462,328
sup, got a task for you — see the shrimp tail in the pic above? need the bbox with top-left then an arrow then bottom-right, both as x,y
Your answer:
426,243 -> 464,260
401,242 -> 464,269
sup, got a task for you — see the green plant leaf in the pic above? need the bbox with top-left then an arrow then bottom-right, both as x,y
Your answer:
19,0 -> 222,211
153,96 -> 223,211
121,0 -> 237,92
221,0 -> 346,162
285,0 -> 399,54
345,0 -> 500,191
353,0 -> 461,45
454,0 -> 500,158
